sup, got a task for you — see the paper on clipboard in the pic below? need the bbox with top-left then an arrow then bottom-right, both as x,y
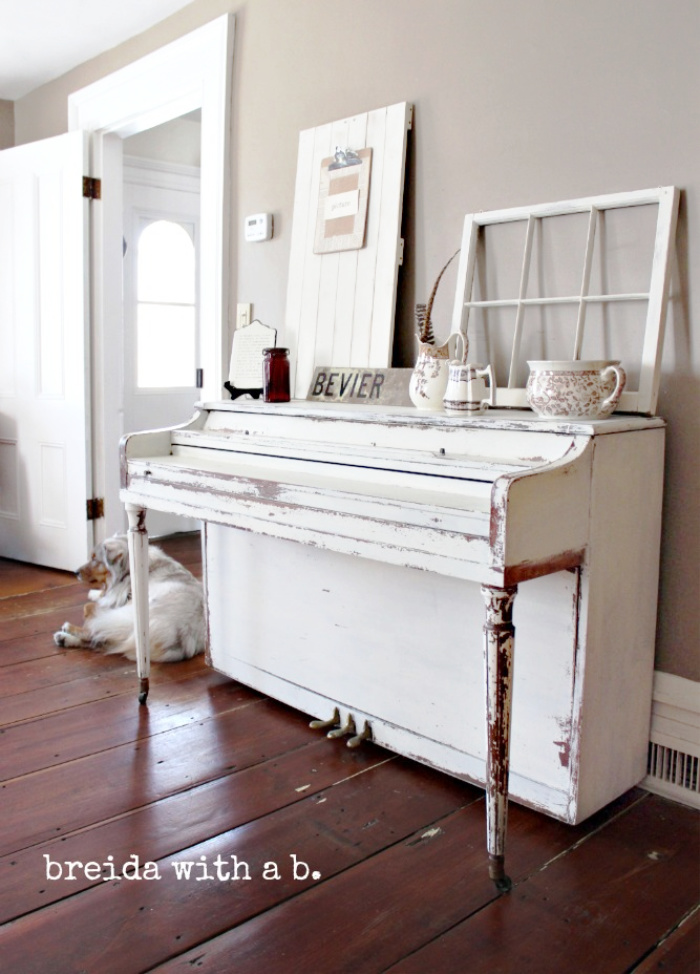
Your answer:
314,147 -> 372,254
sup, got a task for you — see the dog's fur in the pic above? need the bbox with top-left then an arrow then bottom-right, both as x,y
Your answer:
53,535 -> 205,662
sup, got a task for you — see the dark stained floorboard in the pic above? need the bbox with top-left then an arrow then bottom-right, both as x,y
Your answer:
0,533 -> 697,974
630,908 -> 700,974
389,797 -> 700,974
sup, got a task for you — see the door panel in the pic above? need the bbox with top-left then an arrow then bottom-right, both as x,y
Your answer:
0,131 -> 92,570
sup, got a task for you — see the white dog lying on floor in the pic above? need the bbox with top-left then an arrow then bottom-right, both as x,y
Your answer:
54,535 -> 206,662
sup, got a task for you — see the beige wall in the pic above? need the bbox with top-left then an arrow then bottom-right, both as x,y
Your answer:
13,0 -> 700,681
123,114 -> 202,167
0,99 -> 14,148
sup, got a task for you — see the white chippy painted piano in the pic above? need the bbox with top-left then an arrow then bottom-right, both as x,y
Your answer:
120,186 -> 678,889
120,401 -> 665,890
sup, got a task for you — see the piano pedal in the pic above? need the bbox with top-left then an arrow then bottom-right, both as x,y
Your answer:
326,715 -> 356,740
309,708 -> 340,731
347,720 -> 372,749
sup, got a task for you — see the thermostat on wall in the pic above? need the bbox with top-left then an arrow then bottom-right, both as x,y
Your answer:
244,213 -> 273,242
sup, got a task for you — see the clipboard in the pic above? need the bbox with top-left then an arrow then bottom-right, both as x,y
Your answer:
313,147 -> 372,254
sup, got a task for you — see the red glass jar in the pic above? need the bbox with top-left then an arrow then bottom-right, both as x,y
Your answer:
262,347 -> 291,402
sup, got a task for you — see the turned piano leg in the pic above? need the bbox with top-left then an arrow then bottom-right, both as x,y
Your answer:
481,583 -> 518,893
126,503 -> 150,705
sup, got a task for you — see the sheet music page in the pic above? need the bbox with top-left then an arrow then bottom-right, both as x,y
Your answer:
229,321 -> 277,388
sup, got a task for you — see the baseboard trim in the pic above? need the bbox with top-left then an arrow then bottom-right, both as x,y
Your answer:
643,671 -> 699,808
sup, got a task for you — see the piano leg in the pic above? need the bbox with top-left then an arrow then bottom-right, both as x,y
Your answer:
126,503 -> 151,705
482,583 -> 518,893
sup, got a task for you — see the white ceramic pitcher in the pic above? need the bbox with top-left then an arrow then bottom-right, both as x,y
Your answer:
409,333 -> 466,411
443,362 -> 496,413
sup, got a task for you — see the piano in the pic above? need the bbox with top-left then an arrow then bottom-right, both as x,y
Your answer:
120,400 -> 665,890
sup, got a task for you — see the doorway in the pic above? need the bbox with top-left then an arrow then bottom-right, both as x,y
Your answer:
69,14 -> 234,542
120,117 -> 202,536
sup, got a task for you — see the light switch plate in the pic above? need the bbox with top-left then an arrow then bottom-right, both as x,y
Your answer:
236,303 -> 252,328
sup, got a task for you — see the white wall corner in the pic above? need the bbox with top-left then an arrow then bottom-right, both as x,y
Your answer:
643,671 -> 699,808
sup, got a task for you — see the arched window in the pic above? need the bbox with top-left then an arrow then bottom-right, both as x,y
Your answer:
136,220 -> 196,388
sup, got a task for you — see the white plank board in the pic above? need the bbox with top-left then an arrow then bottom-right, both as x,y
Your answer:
285,102 -> 412,397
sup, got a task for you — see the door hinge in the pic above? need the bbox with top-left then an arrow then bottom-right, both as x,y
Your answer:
86,497 -> 105,521
82,176 -> 101,200
196,368 -> 204,389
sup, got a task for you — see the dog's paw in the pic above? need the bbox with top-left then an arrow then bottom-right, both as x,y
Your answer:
54,628 -> 82,648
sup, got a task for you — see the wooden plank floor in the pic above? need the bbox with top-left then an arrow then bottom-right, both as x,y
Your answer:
0,533 -> 698,974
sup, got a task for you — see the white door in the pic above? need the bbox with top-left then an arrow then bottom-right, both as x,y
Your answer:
0,131 -> 93,570
122,159 -> 200,536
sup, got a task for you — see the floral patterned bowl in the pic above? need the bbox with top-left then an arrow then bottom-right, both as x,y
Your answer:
526,360 -> 626,419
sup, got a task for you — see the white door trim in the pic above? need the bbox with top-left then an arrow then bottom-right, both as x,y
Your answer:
68,14 -> 234,537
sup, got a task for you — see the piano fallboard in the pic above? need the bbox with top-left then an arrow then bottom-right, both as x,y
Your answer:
122,402 -> 655,587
